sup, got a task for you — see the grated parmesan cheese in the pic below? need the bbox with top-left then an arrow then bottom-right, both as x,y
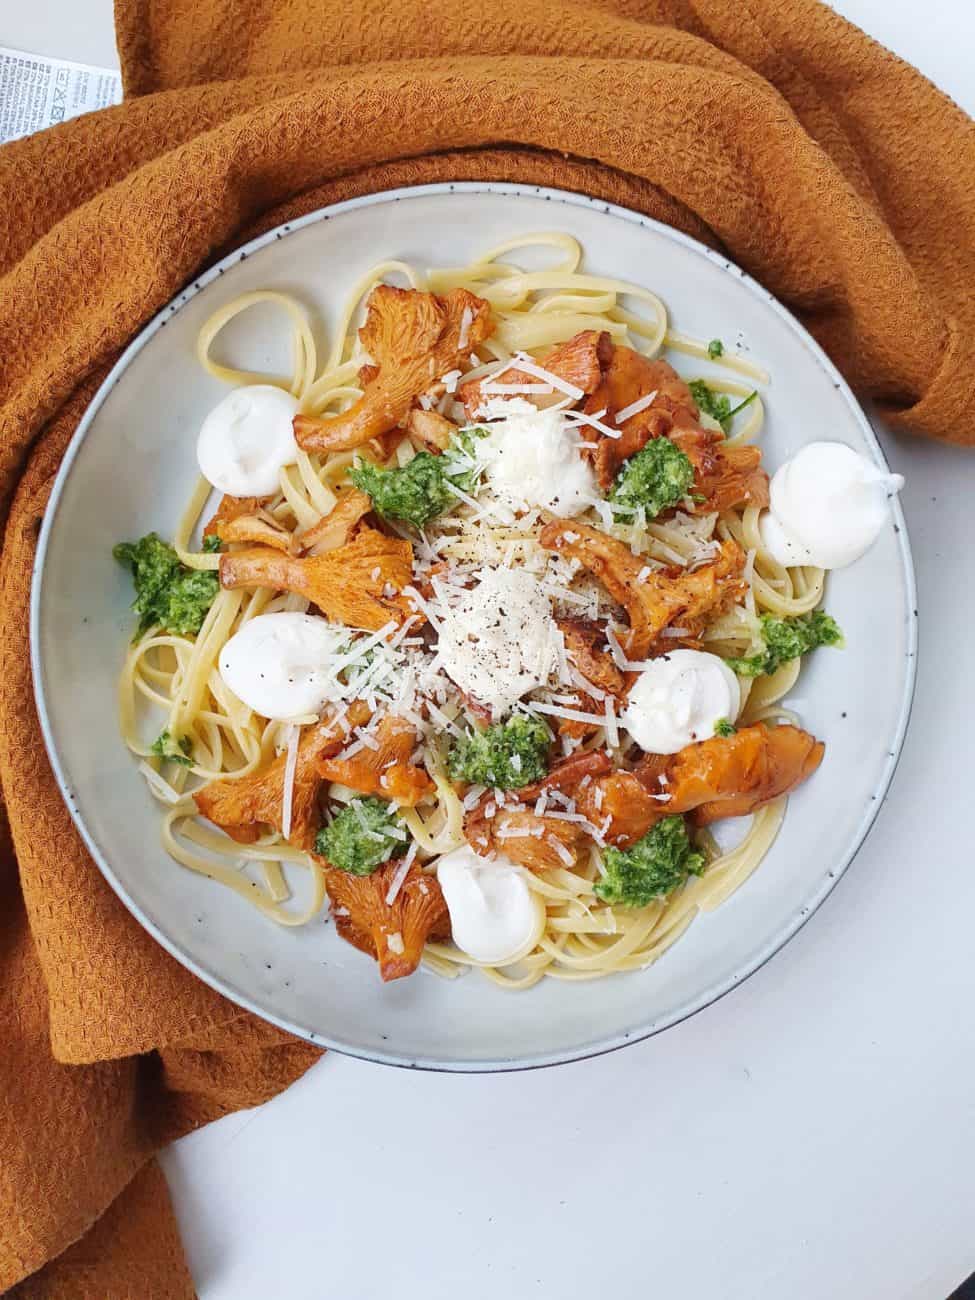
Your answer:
546,835 -> 577,866
531,700 -> 609,728
457,307 -> 474,351
603,696 -> 620,749
384,845 -> 417,905
562,406 -> 621,440
280,724 -> 301,841
470,399 -> 597,518
479,381 -> 555,396
431,566 -> 560,719
614,389 -> 659,424
508,351 -> 585,400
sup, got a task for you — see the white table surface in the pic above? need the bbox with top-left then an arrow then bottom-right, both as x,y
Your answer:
6,4 -> 974,1297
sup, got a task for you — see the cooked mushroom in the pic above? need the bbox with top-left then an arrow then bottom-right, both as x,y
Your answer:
218,527 -> 416,632
204,494 -> 296,554
293,285 -> 492,454
669,425 -> 770,513
465,805 -> 586,873
576,723 -> 824,846
459,329 -> 612,417
638,723 -> 825,826
585,350 -> 700,493
583,346 -> 769,511
540,519 -> 746,658
318,713 -> 434,807
297,488 -> 373,554
575,771 -> 667,847
321,859 -> 450,981
601,351 -> 700,422
204,494 -> 264,534
559,617 -> 625,696
406,407 -> 456,453
515,749 -> 614,801
555,616 -> 626,738
193,703 -> 370,849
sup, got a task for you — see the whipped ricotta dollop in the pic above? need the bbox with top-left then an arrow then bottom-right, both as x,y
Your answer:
476,397 -> 597,519
622,649 -> 740,754
435,566 -> 559,719
436,845 -> 544,965
197,384 -> 299,497
759,441 -> 904,570
219,611 -> 346,720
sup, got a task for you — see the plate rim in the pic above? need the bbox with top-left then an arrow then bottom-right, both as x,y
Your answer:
29,181 -> 918,1072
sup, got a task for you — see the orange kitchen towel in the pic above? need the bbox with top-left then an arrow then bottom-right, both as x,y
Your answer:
1,0 -> 973,1294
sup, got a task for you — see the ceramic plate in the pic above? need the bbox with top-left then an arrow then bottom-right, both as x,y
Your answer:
31,184 -> 916,1070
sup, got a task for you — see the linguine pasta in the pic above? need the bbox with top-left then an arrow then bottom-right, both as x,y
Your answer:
119,232 -> 825,988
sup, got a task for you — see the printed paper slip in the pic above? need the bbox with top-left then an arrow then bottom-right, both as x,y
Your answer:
0,45 -> 121,144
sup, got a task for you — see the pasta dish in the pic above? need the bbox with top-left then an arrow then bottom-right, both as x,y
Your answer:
113,232 -> 901,989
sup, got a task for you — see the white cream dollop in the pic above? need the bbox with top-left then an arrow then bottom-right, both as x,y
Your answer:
759,441 -> 904,570
476,397 -> 597,518
435,566 -> 559,719
436,845 -> 544,965
197,384 -> 299,497
219,611 -> 346,720
622,649 -> 740,754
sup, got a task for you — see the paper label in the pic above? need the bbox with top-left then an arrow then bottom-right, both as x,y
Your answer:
0,45 -> 122,144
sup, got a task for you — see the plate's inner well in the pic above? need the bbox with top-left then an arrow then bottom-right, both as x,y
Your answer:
32,185 -> 914,1069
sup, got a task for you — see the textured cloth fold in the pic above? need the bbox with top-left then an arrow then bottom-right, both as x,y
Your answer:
1,0 -> 973,1294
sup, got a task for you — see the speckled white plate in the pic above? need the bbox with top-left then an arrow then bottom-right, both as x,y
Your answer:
31,184 -> 916,1071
